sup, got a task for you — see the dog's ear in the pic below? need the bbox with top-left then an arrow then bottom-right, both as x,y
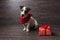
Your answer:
27,8 -> 31,11
20,6 -> 24,9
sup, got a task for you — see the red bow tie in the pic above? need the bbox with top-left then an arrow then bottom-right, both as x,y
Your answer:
20,14 -> 32,24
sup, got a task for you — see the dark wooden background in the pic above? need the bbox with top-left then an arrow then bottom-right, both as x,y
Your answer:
0,0 -> 60,40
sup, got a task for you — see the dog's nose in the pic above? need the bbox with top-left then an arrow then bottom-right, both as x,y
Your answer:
22,14 -> 24,16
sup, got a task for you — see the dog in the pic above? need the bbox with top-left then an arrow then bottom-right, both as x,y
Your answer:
20,6 -> 39,32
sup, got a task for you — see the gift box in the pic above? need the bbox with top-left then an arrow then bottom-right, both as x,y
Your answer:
46,26 -> 52,36
39,27 -> 46,36
39,25 -> 52,36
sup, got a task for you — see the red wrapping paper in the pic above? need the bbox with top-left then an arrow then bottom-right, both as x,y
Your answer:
39,27 -> 46,36
46,26 -> 52,36
39,25 -> 52,36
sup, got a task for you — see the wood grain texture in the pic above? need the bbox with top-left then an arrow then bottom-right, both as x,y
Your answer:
0,0 -> 60,40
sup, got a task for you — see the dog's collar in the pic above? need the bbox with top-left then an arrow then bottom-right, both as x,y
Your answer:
20,13 -> 32,24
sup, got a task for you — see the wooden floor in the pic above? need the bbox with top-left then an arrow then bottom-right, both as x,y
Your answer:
0,0 -> 60,40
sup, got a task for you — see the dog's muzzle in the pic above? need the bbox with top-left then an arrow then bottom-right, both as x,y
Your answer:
22,14 -> 24,17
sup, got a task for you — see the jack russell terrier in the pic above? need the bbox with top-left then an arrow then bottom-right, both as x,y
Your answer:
20,6 -> 39,32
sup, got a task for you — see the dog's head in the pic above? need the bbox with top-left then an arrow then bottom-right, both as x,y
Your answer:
20,6 -> 31,17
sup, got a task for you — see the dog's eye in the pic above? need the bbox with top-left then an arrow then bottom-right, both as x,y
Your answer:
25,11 -> 28,13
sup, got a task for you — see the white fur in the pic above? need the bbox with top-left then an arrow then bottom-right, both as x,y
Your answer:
21,7 -> 26,16
20,6 -> 39,32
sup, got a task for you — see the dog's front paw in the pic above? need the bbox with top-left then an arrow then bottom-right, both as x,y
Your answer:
26,29 -> 29,32
23,28 -> 26,31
